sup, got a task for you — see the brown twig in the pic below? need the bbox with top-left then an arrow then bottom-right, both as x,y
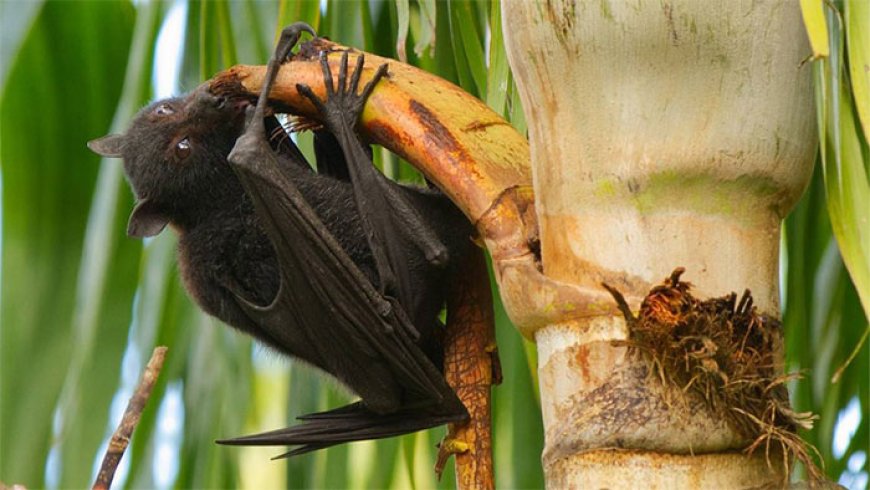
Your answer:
436,247 -> 499,490
92,346 -> 168,490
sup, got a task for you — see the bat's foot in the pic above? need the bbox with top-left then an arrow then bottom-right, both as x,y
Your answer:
296,51 -> 388,133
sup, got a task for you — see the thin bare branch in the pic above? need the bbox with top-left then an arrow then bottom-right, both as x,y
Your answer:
92,346 -> 168,490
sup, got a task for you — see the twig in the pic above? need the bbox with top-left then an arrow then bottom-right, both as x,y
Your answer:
831,325 -> 869,383
436,248 -> 499,490
92,346 -> 168,490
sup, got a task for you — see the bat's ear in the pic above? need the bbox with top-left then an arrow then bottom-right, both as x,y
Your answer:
87,134 -> 126,158
127,199 -> 169,238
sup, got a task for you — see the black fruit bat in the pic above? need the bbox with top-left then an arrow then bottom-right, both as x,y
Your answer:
87,23 -> 470,457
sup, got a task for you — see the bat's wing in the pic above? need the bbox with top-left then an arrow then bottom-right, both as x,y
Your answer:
228,141 -> 461,406
313,130 -> 353,180
220,402 -> 462,456
218,116 -> 464,451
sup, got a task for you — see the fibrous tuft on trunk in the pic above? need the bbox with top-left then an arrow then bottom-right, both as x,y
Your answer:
604,269 -> 822,482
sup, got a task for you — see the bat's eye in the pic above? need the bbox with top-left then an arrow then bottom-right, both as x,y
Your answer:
155,103 -> 175,116
175,137 -> 191,160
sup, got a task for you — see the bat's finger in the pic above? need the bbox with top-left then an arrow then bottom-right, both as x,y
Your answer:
350,54 -> 364,96
319,51 -> 334,96
338,51 -> 349,94
359,63 -> 388,104
296,83 -> 326,114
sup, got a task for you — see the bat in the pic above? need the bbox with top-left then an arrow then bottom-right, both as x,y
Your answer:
87,23 -> 471,457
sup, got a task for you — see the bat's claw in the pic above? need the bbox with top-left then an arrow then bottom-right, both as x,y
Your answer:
273,22 -> 317,65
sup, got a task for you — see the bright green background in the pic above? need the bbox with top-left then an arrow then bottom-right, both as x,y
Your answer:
1,1 -> 866,488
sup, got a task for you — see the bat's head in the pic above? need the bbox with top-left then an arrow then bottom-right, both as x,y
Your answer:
88,88 -> 251,238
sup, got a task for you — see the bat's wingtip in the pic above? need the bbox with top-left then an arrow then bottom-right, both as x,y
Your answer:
215,435 -> 264,446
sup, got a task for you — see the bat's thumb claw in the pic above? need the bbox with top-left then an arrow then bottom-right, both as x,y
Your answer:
287,21 -> 316,38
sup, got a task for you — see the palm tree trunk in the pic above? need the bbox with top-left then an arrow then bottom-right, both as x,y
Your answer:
501,0 -> 816,487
